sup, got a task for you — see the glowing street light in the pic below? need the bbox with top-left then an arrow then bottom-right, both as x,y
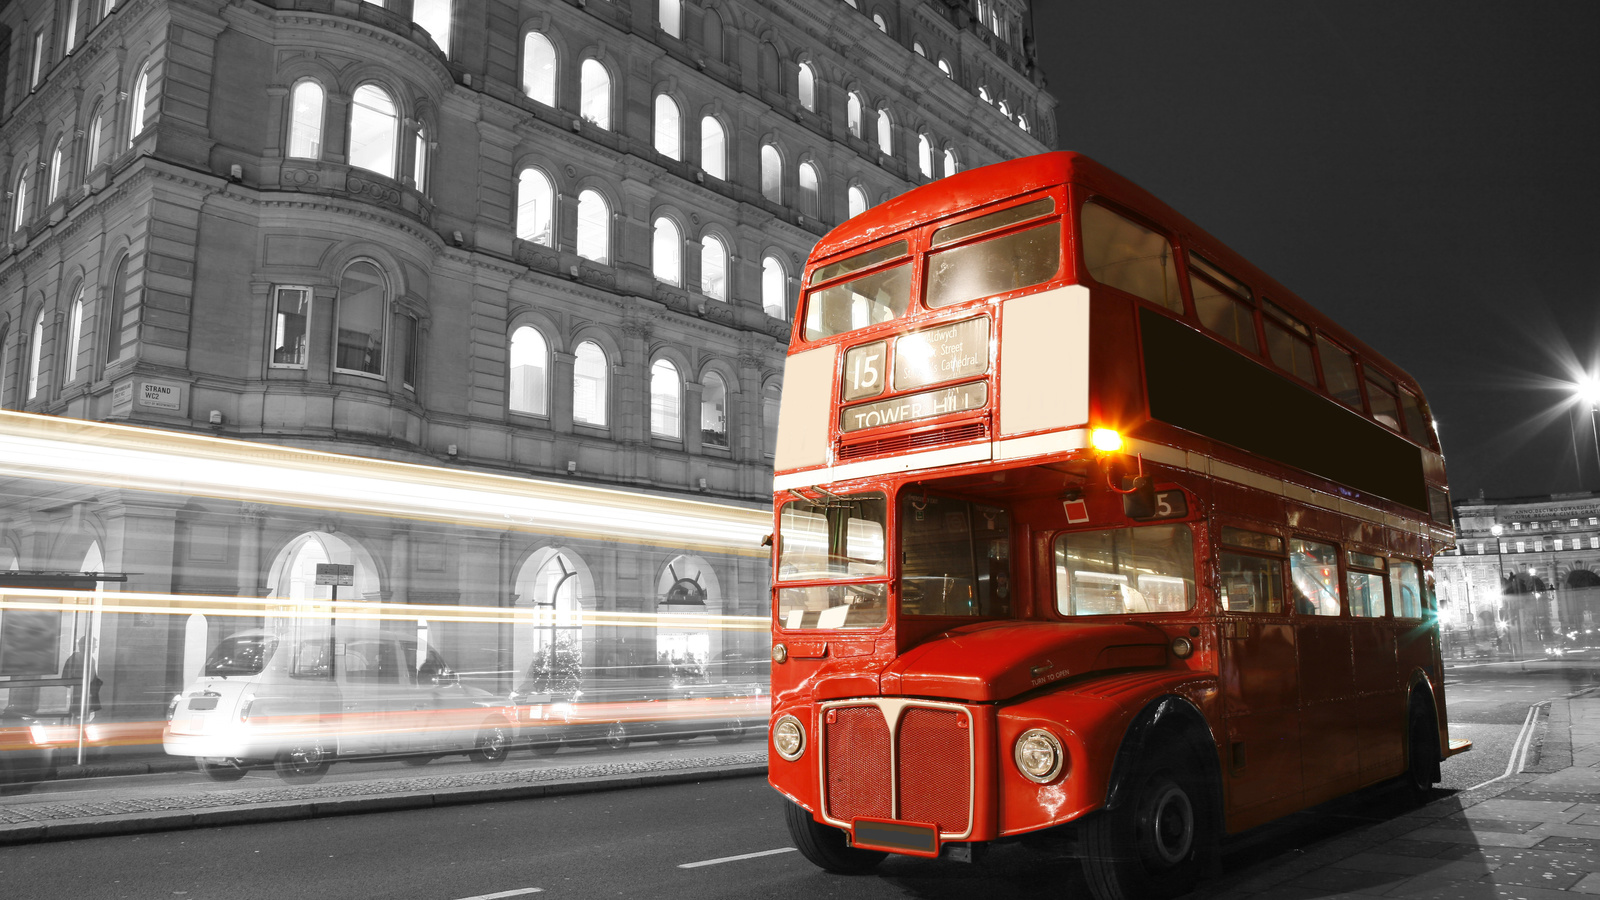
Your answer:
1575,374 -> 1600,486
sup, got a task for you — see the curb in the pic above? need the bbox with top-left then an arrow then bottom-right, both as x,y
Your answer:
0,762 -> 769,847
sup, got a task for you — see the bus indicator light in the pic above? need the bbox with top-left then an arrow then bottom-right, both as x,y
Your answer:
1090,428 -> 1123,453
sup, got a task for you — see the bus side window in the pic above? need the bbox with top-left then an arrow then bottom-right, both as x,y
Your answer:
1188,255 -> 1259,354
1366,369 -> 1401,431
1218,526 -> 1285,613
1346,551 -> 1387,617
1288,538 -> 1341,616
1389,558 -> 1423,618
1316,336 -> 1363,410
1262,298 -> 1317,384
1080,200 -> 1183,315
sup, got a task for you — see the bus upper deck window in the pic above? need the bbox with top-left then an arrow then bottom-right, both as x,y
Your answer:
1081,200 -> 1183,315
1316,336 -> 1363,410
1262,298 -> 1317,384
1399,389 -> 1434,447
929,197 -> 1054,248
1365,369 -> 1401,431
804,259 -> 912,340
1054,524 -> 1195,616
925,220 -> 1061,309
1189,254 -> 1259,354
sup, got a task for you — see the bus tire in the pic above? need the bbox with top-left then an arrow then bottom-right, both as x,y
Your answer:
1405,695 -> 1441,798
1082,748 -> 1208,900
783,799 -> 886,875
469,723 -> 511,764
197,757 -> 249,782
274,745 -> 330,785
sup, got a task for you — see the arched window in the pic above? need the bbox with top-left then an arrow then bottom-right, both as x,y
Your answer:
508,325 -> 549,416
762,256 -> 786,319
700,234 -> 728,301
516,168 -> 554,246
412,0 -> 452,57
700,371 -> 728,446
580,59 -> 611,129
847,92 -> 864,139
876,108 -> 892,156
650,359 -> 681,438
47,139 -> 63,204
412,122 -> 430,193
913,41 -> 926,57
760,144 -> 782,203
763,382 -> 781,457
572,340 -> 608,427
998,98 -> 1011,118
1019,115 -> 1030,134
349,84 -> 398,177
86,109 -> 104,170
659,0 -> 681,38
66,0 -> 81,53
576,189 -> 610,263
652,216 -> 682,286
944,147 -> 959,176
104,255 -> 129,365
847,185 -> 868,218
978,85 -> 991,104
872,13 -> 888,34
515,549 -> 587,664
287,79 -> 324,159
63,289 -> 84,384
700,116 -> 726,180
127,64 -> 152,149
702,8 -> 723,61
917,134 -> 934,179
334,260 -> 386,377
797,62 -> 816,112
522,32 -> 557,105
938,57 -> 952,78
798,162 -> 820,218
11,168 -> 28,233
26,310 -> 44,401
653,94 -> 681,160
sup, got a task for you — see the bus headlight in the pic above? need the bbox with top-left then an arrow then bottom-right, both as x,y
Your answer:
1014,728 -> 1065,783
773,715 -> 806,761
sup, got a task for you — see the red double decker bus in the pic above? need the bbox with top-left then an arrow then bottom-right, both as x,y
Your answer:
766,152 -> 1469,898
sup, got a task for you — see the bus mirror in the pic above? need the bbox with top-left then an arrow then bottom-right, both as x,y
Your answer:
1121,476 -> 1157,519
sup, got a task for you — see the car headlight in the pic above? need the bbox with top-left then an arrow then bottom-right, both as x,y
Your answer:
1014,728 -> 1065,783
773,715 -> 806,761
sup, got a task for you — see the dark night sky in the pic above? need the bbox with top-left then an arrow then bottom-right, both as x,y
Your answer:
1031,2 -> 1600,501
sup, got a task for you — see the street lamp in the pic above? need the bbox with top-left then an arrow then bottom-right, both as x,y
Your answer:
1575,376 -> 1600,487
1490,523 -> 1506,657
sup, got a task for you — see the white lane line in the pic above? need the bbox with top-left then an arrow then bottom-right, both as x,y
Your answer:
678,847 -> 797,869
451,889 -> 543,900
1465,699 -> 1553,791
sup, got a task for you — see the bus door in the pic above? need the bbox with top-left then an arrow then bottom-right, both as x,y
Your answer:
1346,552 -> 1403,781
1215,526 -> 1301,824
1288,537 -> 1361,803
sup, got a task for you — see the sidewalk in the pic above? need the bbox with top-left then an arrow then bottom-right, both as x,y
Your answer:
1195,690 -> 1600,899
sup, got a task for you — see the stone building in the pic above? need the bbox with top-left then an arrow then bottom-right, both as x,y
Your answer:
0,0 -> 1054,723
1435,491 -> 1600,659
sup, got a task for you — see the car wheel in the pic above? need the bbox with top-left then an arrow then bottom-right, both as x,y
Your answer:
604,721 -> 630,751
198,757 -> 250,782
400,754 -> 434,767
783,799 -> 885,874
1082,746 -> 1210,900
529,742 -> 560,757
274,745 -> 331,785
469,723 -> 510,764
714,721 -> 747,744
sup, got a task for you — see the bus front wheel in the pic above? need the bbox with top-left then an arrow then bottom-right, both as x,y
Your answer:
1082,749 -> 1209,900
783,800 -> 885,875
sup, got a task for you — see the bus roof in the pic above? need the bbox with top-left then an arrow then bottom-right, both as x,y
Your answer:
809,152 -> 1424,399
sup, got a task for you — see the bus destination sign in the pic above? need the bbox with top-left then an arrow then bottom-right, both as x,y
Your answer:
839,381 -> 987,432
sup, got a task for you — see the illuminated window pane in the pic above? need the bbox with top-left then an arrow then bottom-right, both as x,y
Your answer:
335,261 -> 386,376
654,94 -> 681,160
798,162 -> 819,218
516,169 -> 554,246
413,124 -> 429,193
700,116 -> 726,179
572,341 -> 608,427
652,217 -> 682,286
700,235 -> 728,301
650,359 -> 681,438
128,66 -> 151,148
943,148 -> 958,176
349,84 -> 398,177
63,293 -> 84,382
659,0 -> 681,37
509,325 -> 549,416
26,311 -> 44,400
760,144 -> 782,203
287,80 -> 325,159
917,134 -> 933,179
576,190 -> 609,263
876,109 -> 891,155
701,371 -> 727,446
797,62 -> 816,112
762,256 -> 786,319
522,32 -> 556,105
412,0 -> 451,57
47,141 -> 63,204
580,59 -> 611,129
847,186 -> 867,218
271,286 -> 311,368
847,93 -> 863,138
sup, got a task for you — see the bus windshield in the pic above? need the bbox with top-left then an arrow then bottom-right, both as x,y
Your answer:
776,493 -> 889,630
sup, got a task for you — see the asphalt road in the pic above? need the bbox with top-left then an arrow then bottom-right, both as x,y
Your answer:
1,661 -> 1594,900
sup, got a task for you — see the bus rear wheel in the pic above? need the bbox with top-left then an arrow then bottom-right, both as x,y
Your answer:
1082,750 -> 1208,900
1406,697 -> 1441,798
783,800 -> 886,875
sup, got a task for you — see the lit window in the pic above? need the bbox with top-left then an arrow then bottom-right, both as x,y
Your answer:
522,32 -> 557,105
271,285 -> 312,369
762,255 -> 786,319
287,80 -> 325,159
1018,115 -> 1030,134
760,144 -> 782,203
913,41 -> 926,57
87,111 -> 103,170
334,260 -> 386,377
580,59 -> 611,129
413,123 -> 430,193
998,99 -> 1011,118
659,0 -> 681,38
978,85 -> 991,104
104,256 -> 130,364
63,290 -> 84,383
412,0 -> 452,58
572,340 -> 608,427
876,108 -> 892,155
872,13 -> 887,33
47,140 -> 64,204
938,57 -> 951,78
516,169 -> 555,246
1081,200 -> 1182,315
348,84 -> 398,177
701,371 -> 728,446
66,0 -> 81,53
27,311 -> 44,400
797,62 -> 816,112
652,217 -> 682,286
847,92 -> 864,139
650,359 -> 681,438
508,325 -> 549,416
847,185 -> 868,218
654,94 -> 681,160
576,189 -> 610,263
30,30 -> 45,89
798,162 -> 820,218
917,134 -> 933,179
700,116 -> 726,180
128,64 -> 152,149
11,169 -> 28,233
700,235 -> 728,301
944,148 -> 958,176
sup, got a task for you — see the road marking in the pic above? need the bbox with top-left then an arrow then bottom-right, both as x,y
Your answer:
678,847 -> 797,868
451,889 -> 543,900
1466,698 -> 1553,791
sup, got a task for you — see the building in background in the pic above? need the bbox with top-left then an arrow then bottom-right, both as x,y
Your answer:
0,0 -> 1053,728
1437,491 -> 1600,660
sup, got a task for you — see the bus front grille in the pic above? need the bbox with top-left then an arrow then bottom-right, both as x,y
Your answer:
821,702 -> 974,837
836,421 -> 988,462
